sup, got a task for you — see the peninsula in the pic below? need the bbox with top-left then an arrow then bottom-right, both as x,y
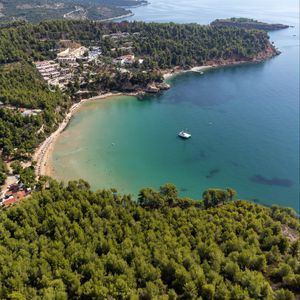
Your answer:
211,17 -> 290,31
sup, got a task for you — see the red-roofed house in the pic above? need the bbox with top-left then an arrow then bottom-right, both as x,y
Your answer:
2,197 -> 18,206
1,191 -> 27,207
15,191 -> 26,200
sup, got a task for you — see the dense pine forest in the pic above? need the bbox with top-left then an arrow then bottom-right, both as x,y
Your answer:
0,180 -> 299,299
0,157 -> 7,185
211,18 -> 289,31
0,62 -> 70,159
0,20 -> 276,66
0,62 -> 67,108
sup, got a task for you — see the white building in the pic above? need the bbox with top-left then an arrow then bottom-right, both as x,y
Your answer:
88,47 -> 102,61
113,55 -> 135,65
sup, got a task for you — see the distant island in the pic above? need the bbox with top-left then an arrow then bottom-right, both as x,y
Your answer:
211,17 -> 289,31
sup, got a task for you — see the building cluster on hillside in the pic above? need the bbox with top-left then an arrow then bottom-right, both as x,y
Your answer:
35,60 -> 75,89
35,45 -> 102,90
20,108 -> 43,117
0,102 -> 42,117
113,54 -> 135,65
34,36 -> 145,92
0,180 -> 31,207
103,32 -> 143,65
57,46 -> 88,63
88,47 -> 103,62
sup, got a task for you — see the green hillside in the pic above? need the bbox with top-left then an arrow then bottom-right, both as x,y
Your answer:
0,181 -> 299,299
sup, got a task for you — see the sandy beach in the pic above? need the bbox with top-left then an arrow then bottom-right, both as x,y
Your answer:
33,92 -> 125,177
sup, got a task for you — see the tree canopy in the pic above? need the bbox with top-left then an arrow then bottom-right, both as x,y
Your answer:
0,62 -> 70,159
0,180 -> 299,299
0,20 -> 274,67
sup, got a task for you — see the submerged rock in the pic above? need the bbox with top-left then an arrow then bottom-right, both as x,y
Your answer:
250,175 -> 294,187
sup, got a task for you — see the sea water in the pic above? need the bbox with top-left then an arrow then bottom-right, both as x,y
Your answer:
52,0 -> 299,211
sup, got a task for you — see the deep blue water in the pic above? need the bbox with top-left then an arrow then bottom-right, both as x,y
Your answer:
127,0 -> 300,211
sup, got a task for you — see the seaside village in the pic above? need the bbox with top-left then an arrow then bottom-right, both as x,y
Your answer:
35,46 -> 101,90
34,33 -> 142,92
1,32 -> 169,207
35,45 -> 102,91
0,32 -> 146,207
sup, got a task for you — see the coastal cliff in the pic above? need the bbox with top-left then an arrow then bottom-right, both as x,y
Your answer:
205,43 -> 280,66
162,43 -> 279,81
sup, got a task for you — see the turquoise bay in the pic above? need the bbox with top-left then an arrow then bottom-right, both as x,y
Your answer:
52,0 -> 299,211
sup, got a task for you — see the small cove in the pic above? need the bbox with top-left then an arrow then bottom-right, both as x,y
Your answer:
51,0 -> 299,211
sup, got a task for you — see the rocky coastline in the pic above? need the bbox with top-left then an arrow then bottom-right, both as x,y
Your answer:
162,44 -> 279,81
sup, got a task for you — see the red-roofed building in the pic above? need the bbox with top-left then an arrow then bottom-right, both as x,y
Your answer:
1,190 -> 27,207
15,191 -> 26,200
2,197 -> 18,206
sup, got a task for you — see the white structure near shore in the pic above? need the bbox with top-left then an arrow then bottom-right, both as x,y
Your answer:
113,54 -> 135,65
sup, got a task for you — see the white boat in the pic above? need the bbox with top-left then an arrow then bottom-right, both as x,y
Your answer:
178,130 -> 191,139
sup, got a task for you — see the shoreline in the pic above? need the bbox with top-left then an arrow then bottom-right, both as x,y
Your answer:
162,54 -> 277,80
33,65 -> 214,177
33,52 -> 277,178
163,65 -> 213,80
64,10 -> 135,23
99,0 -> 150,22
33,92 -> 138,177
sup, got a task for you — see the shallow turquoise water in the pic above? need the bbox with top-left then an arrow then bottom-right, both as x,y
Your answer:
52,0 -> 299,211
